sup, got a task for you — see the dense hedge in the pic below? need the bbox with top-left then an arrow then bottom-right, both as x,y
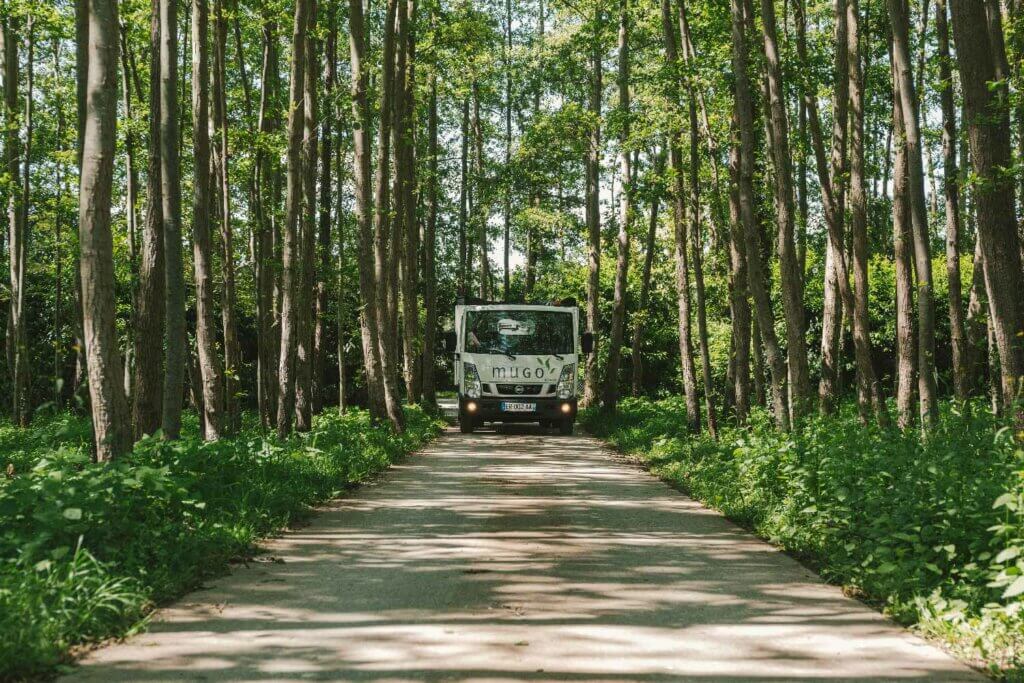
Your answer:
0,407 -> 442,680
582,398 -> 1024,677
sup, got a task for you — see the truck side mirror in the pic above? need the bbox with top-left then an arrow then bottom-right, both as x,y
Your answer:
443,330 -> 456,354
581,331 -> 594,355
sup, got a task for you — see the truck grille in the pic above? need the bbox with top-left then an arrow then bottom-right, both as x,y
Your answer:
495,383 -> 545,396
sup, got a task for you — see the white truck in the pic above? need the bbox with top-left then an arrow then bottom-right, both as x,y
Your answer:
446,300 -> 593,434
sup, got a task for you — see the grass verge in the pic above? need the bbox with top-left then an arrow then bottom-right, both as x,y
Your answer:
0,406 -> 442,681
581,397 -> 1024,679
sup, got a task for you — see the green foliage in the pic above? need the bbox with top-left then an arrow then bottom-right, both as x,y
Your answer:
581,399 -> 1024,677
0,407 -> 442,680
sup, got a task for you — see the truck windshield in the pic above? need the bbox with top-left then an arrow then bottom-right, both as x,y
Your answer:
465,310 -> 574,356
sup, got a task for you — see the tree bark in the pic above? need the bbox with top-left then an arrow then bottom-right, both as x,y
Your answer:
2,16 -> 26,426
294,0 -> 318,432
348,0 -> 387,420
372,0 -> 405,431
731,0 -> 789,430
212,0 -> 239,432
471,80 -> 489,301
727,116 -> 752,423
630,151 -> 664,396
399,0 -> 421,404
314,3 -> 337,414
421,17 -> 439,407
603,0 -> 631,413
689,97 -> 718,438
255,19 -> 280,428
660,0 -> 699,429
118,21 -> 139,402
78,0 -> 132,460
276,0 -> 309,437
892,62 -> 917,429
458,97 -> 468,296
160,0 -> 186,439
758,0 -> 809,420
191,0 -> 224,440
847,0 -> 887,424
888,0 -> 939,429
192,0 -> 225,440
934,0 -> 967,401
133,0 -> 165,437
583,8 -> 602,408
503,0 -> 512,300
951,0 -> 1024,416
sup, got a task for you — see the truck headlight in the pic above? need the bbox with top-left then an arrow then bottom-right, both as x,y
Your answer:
556,364 -> 576,399
463,362 -> 482,398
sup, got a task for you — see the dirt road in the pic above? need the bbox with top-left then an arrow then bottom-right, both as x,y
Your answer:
67,427 -> 980,681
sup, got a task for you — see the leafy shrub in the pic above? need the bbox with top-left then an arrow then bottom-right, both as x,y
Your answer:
581,398 -> 1024,677
0,407 -> 441,681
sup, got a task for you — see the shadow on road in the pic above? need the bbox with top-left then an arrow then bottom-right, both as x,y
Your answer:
66,431 -> 980,682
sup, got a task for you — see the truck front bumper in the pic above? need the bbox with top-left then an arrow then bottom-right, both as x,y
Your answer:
459,396 -> 578,423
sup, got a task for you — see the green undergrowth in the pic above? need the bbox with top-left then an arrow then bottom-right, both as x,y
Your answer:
582,398 -> 1024,679
0,407 -> 442,681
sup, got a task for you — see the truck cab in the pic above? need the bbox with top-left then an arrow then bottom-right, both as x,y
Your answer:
450,300 -> 592,434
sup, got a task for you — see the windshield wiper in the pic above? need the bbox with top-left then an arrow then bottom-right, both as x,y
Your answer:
482,345 -> 516,360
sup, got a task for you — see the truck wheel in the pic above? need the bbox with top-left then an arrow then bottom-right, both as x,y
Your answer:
558,419 -> 574,435
460,419 -> 476,434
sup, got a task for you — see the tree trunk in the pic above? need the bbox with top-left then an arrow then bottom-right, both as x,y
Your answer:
78,0 -> 132,460
421,26 -> 439,407
603,0 -> 631,413
689,97 -> 718,438
759,0 -> 809,420
502,0 -> 512,300
951,0 -> 1024,417
888,0 -> 939,429
731,0 -> 789,430
583,8 -> 602,408
847,0 -> 887,423
160,0 -> 186,439
630,151 -> 664,396
373,0 -> 405,431
458,97 -> 468,296
659,0 -> 699,429
294,0 -> 318,432
191,0 -> 224,440
212,0 -> 239,432
399,0 -> 421,404
799,0 -> 884,425
53,39 -> 67,408
133,0 -> 165,437
935,0 -> 967,402
276,0 -> 309,437
314,3 -> 337,414
471,80 -> 489,301
255,19 -> 280,428
727,118 -> 752,423
892,63 -> 917,429
119,22 -> 139,403
2,15 -> 26,427
348,0 -> 387,420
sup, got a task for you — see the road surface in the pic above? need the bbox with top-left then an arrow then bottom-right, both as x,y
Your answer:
67,427 -> 981,682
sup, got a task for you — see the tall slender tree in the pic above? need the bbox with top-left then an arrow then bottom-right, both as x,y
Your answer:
133,0 -> 165,437
160,0 -> 186,439
276,0 -> 309,437
603,0 -> 631,412
78,0 -> 132,460
190,0 -> 224,440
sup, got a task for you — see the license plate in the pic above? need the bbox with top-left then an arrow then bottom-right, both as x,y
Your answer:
500,402 -> 536,412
